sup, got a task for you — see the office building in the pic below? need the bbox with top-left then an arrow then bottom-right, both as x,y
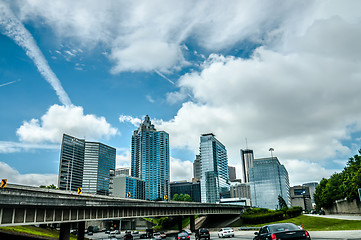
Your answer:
131,115 -> 170,201
193,155 -> 201,180
58,134 -> 116,195
170,180 -> 201,202
199,133 -> 230,203
58,134 -> 85,191
303,182 -> 318,204
230,182 -> 251,199
228,166 -> 236,181
290,185 -> 312,211
111,174 -> 145,200
115,167 -> 131,176
83,141 -> 116,195
241,149 -> 254,183
249,157 -> 290,210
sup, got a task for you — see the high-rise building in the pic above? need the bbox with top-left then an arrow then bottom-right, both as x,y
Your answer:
193,155 -> 201,180
303,182 -> 318,204
58,134 -> 85,191
83,141 -> 116,195
58,134 -> 116,195
230,182 -> 251,199
115,167 -> 131,176
228,166 -> 236,181
170,180 -> 201,202
249,157 -> 290,210
241,149 -> 254,183
131,115 -> 170,201
199,133 -> 230,203
111,174 -> 145,200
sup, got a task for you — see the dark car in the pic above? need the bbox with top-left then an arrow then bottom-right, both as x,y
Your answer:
124,231 -> 133,240
195,228 -> 210,240
140,234 -> 148,239
176,232 -> 190,240
253,223 -> 311,240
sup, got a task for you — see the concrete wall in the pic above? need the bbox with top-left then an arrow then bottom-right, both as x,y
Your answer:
325,199 -> 361,215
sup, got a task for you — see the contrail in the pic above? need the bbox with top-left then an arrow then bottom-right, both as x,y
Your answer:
154,70 -> 175,85
0,79 -> 19,88
0,3 -> 72,106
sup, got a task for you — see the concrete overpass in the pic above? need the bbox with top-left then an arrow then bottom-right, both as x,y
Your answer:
0,184 -> 244,239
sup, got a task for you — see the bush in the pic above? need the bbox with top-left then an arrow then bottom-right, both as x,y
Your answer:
240,207 -> 303,224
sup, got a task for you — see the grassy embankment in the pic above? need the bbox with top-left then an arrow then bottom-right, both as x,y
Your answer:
0,225 -> 79,239
235,214 -> 361,231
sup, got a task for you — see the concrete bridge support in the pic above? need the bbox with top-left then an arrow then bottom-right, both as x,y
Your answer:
177,216 -> 183,232
59,222 -> 70,240
77,221 -> 85,240
189,215 -> 195,232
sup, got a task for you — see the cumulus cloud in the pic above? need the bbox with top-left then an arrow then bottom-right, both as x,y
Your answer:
0,141 -> 58,153
170,157 -> 193,182
116,149 -> 131,168
0,161 -> 58,187
119,115 -> 142,127
17,104 -> 118,143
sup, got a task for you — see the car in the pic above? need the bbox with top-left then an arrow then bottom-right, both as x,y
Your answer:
88,232 -> 93,236
124,231 -> 133,240
140,234 -> 148,239
218,228 -> 234,238
109,232 -> 117,239
153,232 -> 162,240
195,228 -> 210,240
105,230 -> 111,234
159,231 -> 166,238
115,230 -> 121,234
176,232 -> 190,240
253,223 -> 311,240
133,231 -> 139,234
183,229 -> 192,235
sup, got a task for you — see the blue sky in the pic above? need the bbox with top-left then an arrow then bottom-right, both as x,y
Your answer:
1,0 -> 361,187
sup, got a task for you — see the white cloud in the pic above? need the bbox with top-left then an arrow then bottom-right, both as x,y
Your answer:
170,157 -> 193,182
116,149 -> 131,168
0,162 -> 58,187
0,141 -> 58,153
17,104 -> 118,143
119,115 -> 142,127
146,95 -> 155,103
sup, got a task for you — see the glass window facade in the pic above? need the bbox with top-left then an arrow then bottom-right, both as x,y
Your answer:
200,133 -> 230,203
131,115 -> 170,200
241,149 -> 254,183
249,157 -> 290,210
170,181 -> 201,202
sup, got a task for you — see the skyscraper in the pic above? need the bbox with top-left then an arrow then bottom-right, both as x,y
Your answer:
228,166 -> 236,181
193,155 -> 201,180
199,133 -> 230,203
58,134 -> 116,195
131,115 -> 170,201
58,134 -> 85,191
83,141 -> 116,195
249,157 -> 290,210
241,149 -> 254,183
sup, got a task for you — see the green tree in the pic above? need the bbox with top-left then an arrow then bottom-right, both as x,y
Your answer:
183,194 -> 192,202
278,195 -> 288,209
39,184 -> 58,189
172,194 -> 180,201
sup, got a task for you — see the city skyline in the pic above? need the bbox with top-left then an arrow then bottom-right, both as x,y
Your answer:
1,1 -> 361,188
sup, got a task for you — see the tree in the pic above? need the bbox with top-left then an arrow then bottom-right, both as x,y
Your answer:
172,194 -> 180,201
278,195 -> 288,209
39,184 -> 58,189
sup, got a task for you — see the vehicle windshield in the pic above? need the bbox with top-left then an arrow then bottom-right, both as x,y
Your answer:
178,232 -> 188,237
223,228 -> 232,231
268,223 -> 299,233
200,229 -> 209,233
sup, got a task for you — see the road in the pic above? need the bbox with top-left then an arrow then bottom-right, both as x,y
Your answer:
86,230 -> 361,240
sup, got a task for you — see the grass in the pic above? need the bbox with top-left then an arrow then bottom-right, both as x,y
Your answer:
0,225 -> 79,239
240,214 -> 361,231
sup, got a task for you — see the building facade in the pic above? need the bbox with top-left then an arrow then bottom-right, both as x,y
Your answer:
228,166 -> 236,181
115,167 -> 131,176
131,115 -> 170,201
58,134 -> 85,191
230,182 -> 251,199
111,174 -> 146,200
199,133 -> 230,203
193,155 -> 201,180
83,141 -> 116,195
290,186 -> 312,210
241,149 -> 254,183
58,134 -> 116,195
170,180 -> 201,202
249,157 -> 290,210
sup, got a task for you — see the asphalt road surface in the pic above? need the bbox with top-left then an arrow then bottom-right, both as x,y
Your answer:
86,230 -> 361,240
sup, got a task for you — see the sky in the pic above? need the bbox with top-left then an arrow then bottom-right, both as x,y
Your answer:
1,0 -> 361,188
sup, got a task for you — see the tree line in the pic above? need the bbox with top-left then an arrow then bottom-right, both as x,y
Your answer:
314,149 -> 361,210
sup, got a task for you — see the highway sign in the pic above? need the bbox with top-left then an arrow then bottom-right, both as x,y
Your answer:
77,188 -> 82,194
127,192 -> 131,198
0,179 -> 7,188
164,195 -> 168,200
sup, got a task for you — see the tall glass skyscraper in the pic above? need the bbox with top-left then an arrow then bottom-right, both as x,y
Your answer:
58,134 -> 85,191
83,141 -> 116,195
249,157 -> 290,210
199,133 -> 230,203
241,149 -> 254,183
131,115 -> 170,201
58,134 -> 116,195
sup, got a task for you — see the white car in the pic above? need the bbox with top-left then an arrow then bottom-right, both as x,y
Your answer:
218,228 -> 234,238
